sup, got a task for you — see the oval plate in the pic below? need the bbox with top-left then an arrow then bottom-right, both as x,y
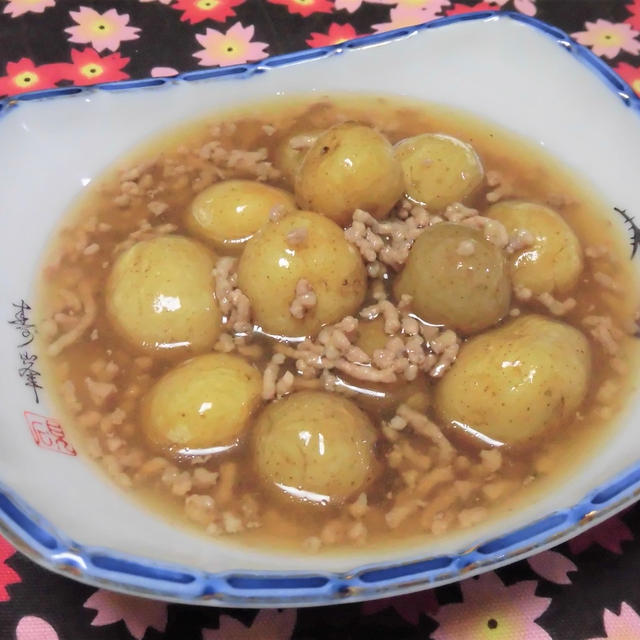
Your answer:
0,11 -> 639,607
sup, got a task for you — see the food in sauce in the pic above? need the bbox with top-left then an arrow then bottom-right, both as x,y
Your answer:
393,222 -> 511,334
37,95 -> 639,552
105,235 -> 221,356
187,179 -> 296,251
395,133 -> 484,210
435,314 -> 592,443
295,123 -> 405,225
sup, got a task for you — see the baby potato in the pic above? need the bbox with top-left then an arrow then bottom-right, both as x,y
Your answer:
355,316 -> 390,356
237,210 -> 367,338
435,314 -> 591,445
106,235 -> 221,356
140,353 -> 262,453
487,200 -> 584,295
253,391 -> 377,505
395,133 -> 484,210
274,129 -> 323,186
186,180 -> 296,252
338,375 -> 431,414
393,223 -> 511,334
294,123 -> 405,225
325,317 -> 430,412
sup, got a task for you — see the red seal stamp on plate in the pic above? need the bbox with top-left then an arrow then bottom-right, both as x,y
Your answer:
24,411 -> 76,456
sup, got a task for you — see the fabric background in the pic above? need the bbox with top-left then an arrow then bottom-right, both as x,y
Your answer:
2,0 -> 640,638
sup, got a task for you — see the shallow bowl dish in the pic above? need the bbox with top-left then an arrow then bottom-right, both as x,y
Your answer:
1,12 -> 640,607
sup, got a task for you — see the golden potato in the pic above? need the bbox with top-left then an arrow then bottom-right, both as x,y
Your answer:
347,317 -> 430,412
106,235 -> 221,356
237,210 -> 367,338
356,316 -> 390,355
487,200 -> 584,295
186,180 -> 295,252
253,391 -> 377,505
435,314 -> 591,445
274,129 -> 322,186
140,353 -> 261,453
393,223 -> 511,334
294,123 -> 404,225
336,375 -> 431,414
395,133 -> 483,210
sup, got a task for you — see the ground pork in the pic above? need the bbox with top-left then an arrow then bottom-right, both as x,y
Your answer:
289,279 -> 317,319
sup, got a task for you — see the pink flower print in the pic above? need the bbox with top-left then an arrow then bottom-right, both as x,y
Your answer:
334,0 -> 409,11
373,0 -> 449,15
372,6 -> 437,33
65,7 -> 141,53
15,616 -> 59,640
334,0 -> 364,12
151,66 -> 179,77
572,19 -> 640,59
3,0 -> 55,18
431,572 -> 552,639
527,550 -> 577,585
587,603 -> 640,640
362,589 -> 438,624
139,0 -> 173,3
513,0 -> 536,15
490,0 -> 537,16
84,589 -> 168,639
194,22 -> 269,67
203,609 -> 297,639
569,515 -> 633,555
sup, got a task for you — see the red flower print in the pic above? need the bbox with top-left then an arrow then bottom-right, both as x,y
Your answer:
0,58 -> 66,97
627,0 -> 640,31
445,1 -> 497,15
267,0 -> 332,18
569,515 -> 633,555
362,589 -> 438,625
64,48 -> 130,85
0,536 -> 21,601
172,0 -> 245,25
616,61 -> 640,96
306,23 -> 365,47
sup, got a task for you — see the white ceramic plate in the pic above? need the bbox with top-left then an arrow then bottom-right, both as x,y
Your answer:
1,12 -> 639,607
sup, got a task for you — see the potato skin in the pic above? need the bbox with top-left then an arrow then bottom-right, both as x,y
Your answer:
253,391 -> 377,505
294,123 -> 405,225
105,235 -> 221,356
348,317 -> 430,412
393,223 -> 511,334
140,353 -> 262,452
395,133 -> 484,210
435,314 -> 592,445
274,130 -> 322,187
487,200 -> 584,295
186,180 -> 295,252
237,210 -> 367,338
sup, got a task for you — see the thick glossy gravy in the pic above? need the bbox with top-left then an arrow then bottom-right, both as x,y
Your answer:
37,94 -> 640,553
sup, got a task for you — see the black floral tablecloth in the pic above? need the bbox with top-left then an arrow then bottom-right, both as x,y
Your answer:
2,1 -> 640,638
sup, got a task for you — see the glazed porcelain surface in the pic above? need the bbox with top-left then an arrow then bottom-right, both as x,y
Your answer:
0,12 -> 639,606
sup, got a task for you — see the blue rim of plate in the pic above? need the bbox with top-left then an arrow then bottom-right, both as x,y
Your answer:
1,11 -> 640,607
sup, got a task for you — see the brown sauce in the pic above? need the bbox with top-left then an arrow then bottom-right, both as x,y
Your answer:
36,94 -> 640,553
